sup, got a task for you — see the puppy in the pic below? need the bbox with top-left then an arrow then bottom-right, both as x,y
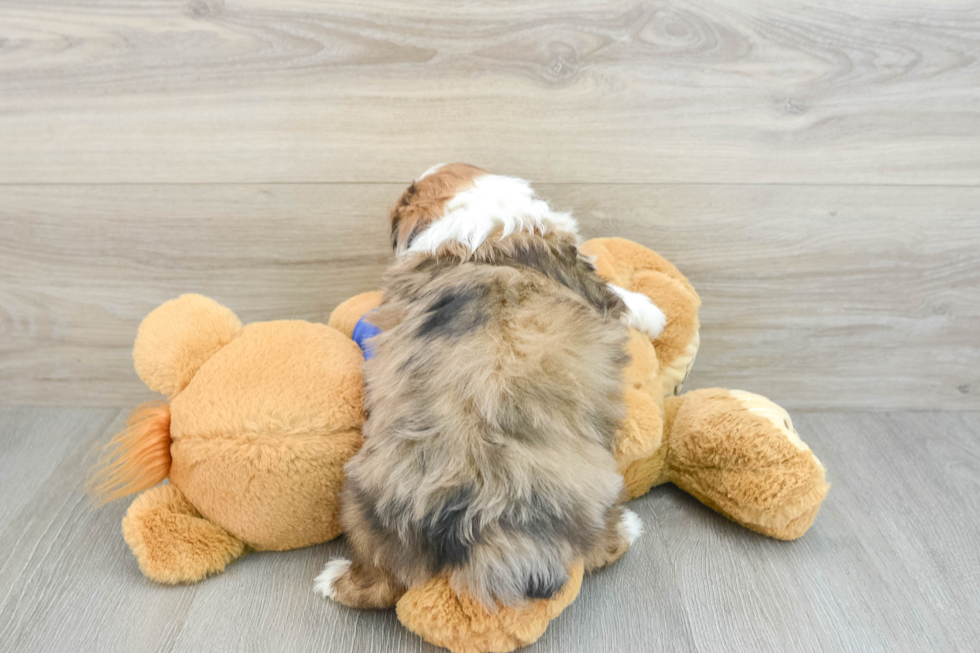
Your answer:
315,164 -> 665,609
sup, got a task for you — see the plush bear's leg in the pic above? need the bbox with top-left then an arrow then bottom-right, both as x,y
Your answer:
122,484 -> 246,583
583,506 -> 644,572
662,388 -> 829,540
314,558 -> 406,609
395,563 -> 584,653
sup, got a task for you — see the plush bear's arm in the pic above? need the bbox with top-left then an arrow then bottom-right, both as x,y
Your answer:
580,238 -> 701,398
396,563 -> 584,653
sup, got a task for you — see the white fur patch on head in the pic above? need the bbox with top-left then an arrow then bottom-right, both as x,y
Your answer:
405,174 -> 579,255
313,558 -> 350,601
608,284 -> 667,339
620,508 -> 644,545
417,163 -> 446,180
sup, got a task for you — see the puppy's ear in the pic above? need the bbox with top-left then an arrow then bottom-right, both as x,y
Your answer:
390,222 -> 420,255
390,207 -> 403,252
390,214 -> 422,255
403,225 -> 421,251
389,183 -> 419,253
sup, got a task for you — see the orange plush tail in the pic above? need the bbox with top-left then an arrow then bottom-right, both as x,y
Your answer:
87,402 -> 172,505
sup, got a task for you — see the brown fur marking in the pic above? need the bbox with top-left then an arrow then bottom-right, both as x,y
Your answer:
389,163 -> 486,254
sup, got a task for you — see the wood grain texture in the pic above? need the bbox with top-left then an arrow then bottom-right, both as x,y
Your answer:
1,409 -> 977,652
2,183 -> 977,409
0,0 -> 979,184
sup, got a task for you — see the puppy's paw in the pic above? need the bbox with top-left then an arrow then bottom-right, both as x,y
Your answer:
314,558 -> 351,601
620,509 -> 644,545
608,285 -> 667,339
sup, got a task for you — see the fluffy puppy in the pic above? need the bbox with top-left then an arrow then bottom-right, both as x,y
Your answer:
316,164 -> 664,609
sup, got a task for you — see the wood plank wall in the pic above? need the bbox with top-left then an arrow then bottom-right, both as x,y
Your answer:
1,0 -> 978,409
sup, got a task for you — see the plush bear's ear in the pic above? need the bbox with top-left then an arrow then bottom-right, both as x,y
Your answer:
133,294 -> 242,399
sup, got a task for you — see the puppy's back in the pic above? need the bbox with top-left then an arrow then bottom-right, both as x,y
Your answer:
343,251 -> 628,606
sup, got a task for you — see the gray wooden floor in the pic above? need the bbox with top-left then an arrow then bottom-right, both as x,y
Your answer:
1,408 -> 977,653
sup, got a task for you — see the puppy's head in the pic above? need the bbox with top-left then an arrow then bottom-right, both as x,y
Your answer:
389,163 -> 578,256
389,163 -> 486,255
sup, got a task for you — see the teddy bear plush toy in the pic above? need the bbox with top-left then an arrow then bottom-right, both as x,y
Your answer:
90,237 -> 827,653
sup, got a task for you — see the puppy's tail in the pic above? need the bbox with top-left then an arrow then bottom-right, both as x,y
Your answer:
87,401 -> 172,505
450,543 -> 572,607
523,566 -> 569,601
